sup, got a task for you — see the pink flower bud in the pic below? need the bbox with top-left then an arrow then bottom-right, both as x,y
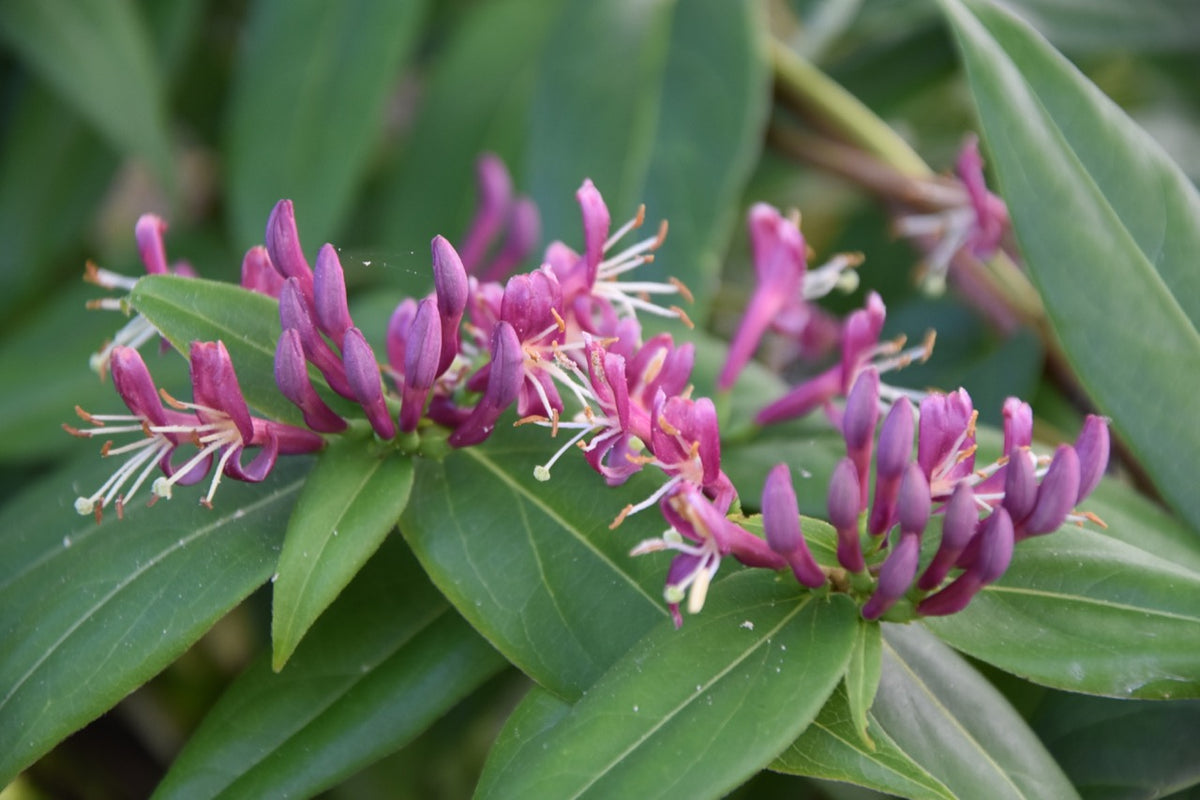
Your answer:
343,327 -> 396,439
764,464 -> 825,588
828,458 -> 866,573
274,328 -> 347,433
314,244 -> 352,348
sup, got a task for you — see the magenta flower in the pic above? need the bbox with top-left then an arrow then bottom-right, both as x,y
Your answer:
719,203 -> 862,390
67,343 -> 323,518
763,464 -> 826,588
632,483 -> 785,627
85,213 -> 197,377
893,134 -> 1011,293
756,291 -> 933,425
718,204 -> 807,390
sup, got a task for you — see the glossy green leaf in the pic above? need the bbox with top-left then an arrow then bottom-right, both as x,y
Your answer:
776,624 -> 1076,800
844,619 -> 882,750
0,454 -> 311,785
400,421 -> 671,699
773,686 -> 956,800
871,625 -> 1076,799
528,0 -> 769,316
376,0 -> 562,265
476,583 -> 858,800
271,438 -> 414,670
939,0 -> 1200,535
131,274 -> 307,426
0,0 -> 172,182
924,520 -> 1200,699
1032,691 -> 1200,800
225,0 -> 427,248
474,684 -> 571,789
154,534 -> 505,800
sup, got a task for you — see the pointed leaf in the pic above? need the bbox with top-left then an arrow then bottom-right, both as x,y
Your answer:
0,0 -> 173,181
154,534 -> 505,800
528,0 -> 769,316
939,0 -> 1200,535
0,455 -> 311,785
773,686 -> 956,800
476,582 -> 858,800
271,438 -> 414,670
131,274 -> 310,426
844,619 -> 882,750
400,421 -> 670,698
225,0 -> 427,247
786,624 -> 1077,800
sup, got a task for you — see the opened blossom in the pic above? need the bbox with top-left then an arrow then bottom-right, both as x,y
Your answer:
894,134 -> 1012,294
718,203 -> 860,391
67,343 -> 323,519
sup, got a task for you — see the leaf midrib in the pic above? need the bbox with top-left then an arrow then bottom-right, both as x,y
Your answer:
0,477 -> 304,716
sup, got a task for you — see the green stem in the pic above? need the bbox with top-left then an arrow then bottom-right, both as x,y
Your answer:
770,38 -> 931,178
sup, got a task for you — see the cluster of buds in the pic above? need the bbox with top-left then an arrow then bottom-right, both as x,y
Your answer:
69,157 -> 701,537
70,150 -> 1109,630
761,368 -> 1109,620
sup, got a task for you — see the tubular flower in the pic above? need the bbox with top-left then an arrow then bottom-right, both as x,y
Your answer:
66,343 -> 323,519
85,213 -> 198,377
755,291 -> 934,426
631,483 -> 785,628
718,203 -> 860,390
893,134 -> 1012,294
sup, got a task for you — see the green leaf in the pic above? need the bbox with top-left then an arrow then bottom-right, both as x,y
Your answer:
400,421 -> 671,699
271,438 -> 414,670
924,520 -> 1200,699
154,534 -> 506,800
0,0 -> 173,183
225,0 -> 428,248
0,454 -> 311,785
938,0 -> 1200,535
778,624 -> 1077,800
375,0 -> 563,265
876,626 -> 1074,799
476,582 -> 858,800
527,0 -> 769,316
131,274 -> 307,426
844,619 -> 882,750
773,686 -> 956,800
1031,691 -> 1200,800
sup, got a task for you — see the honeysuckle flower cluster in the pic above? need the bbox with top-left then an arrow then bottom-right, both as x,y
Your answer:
712,196 -> 1108,621
69,151 -> 1108,629
759,368 -> 1110,621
